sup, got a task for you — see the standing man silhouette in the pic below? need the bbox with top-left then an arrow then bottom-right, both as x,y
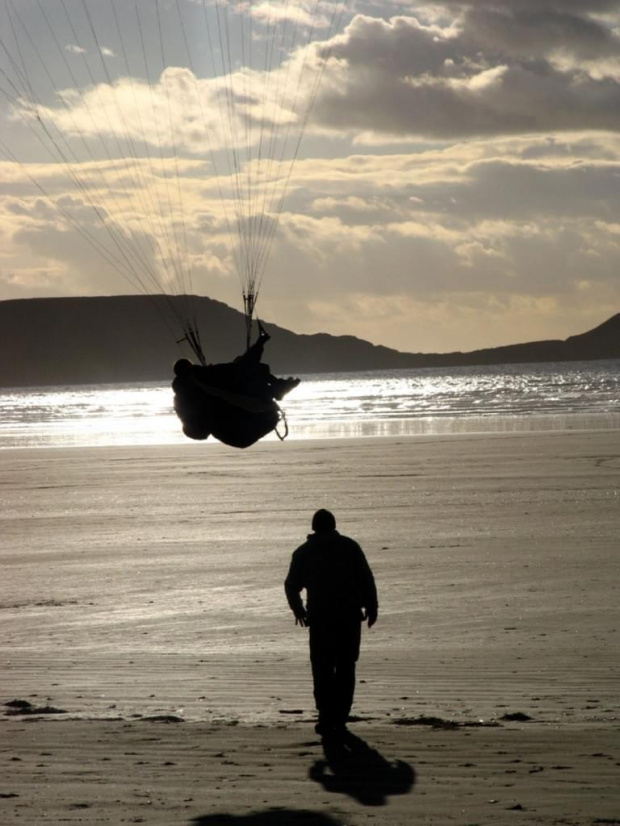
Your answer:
285,509 -> 378,737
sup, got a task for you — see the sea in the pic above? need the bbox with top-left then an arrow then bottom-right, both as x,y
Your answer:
0,360 -> 618,449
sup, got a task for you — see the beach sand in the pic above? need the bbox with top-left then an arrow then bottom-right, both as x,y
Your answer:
1,431 -> 618,824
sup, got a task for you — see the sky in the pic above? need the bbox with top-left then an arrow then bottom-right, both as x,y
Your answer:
0,0 -> 619,354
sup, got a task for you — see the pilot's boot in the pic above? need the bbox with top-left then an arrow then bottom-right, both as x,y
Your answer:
272,376 -> 300,401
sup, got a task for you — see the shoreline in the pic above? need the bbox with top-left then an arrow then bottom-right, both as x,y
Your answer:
1,417 -> 620,451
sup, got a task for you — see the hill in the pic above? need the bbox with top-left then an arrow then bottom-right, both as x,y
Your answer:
0,295 -> 618,387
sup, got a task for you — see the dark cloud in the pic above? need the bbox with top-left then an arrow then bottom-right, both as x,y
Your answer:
410,160 -> 620,221
463,7 -> 620,60
317,61 -> 620,138
517,136 -> 620,161
434,1 -> 619,11
315,3 -> 620,138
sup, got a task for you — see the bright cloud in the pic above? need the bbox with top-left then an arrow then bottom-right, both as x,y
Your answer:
250,0 -> 335,28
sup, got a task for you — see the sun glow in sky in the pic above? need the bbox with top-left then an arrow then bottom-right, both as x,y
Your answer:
1,0 -> 619,353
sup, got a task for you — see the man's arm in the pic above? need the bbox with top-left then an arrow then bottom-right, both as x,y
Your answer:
284,551 -> 308,626
357,547 -> 378,628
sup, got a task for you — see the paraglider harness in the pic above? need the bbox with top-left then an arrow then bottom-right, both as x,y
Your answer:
172,296 -> 297,448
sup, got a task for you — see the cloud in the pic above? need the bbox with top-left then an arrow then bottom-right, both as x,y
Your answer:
13,57 -> 324,163
2,136 -> 253,295
461,6 -> 620,62
313,5 -> 620,139
250,1 -> 336,28
434,0 -> 619,11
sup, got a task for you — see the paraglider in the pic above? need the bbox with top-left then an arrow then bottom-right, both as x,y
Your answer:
0,0 -> 346,446
172,323 -> 300,448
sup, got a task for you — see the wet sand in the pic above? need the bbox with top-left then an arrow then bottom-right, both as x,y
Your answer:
1,431 -> 619,824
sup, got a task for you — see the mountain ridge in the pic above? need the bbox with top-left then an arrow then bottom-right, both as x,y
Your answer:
0,295 -> 618,388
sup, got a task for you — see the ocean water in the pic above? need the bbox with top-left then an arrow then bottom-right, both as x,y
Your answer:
0,360 -> 618,449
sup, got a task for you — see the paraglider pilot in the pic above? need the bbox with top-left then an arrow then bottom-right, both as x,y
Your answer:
172,323 -> 300,448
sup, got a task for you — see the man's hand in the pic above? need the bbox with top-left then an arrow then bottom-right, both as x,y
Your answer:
294,610 -> 308,627
365,607 -> 378,628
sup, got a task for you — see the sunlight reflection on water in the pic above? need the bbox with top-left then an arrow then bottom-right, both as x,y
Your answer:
0,360 -> 618,448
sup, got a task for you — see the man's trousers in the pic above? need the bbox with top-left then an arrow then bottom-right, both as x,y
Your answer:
308,615 -> 362,729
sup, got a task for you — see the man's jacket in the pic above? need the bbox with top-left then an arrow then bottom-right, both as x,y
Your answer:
285,530 -> 378,622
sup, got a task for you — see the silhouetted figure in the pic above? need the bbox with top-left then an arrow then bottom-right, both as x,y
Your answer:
285,509 -> 378,738
172,323 -> 300,447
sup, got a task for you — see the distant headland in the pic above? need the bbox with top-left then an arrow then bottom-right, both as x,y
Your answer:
0,295 -> 618,388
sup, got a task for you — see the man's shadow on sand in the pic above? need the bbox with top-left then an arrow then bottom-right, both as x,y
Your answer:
309,730 -> 415,806
189,735 -> 414,825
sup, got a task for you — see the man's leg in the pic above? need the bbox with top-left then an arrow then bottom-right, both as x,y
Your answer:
333,619 -> 362,728
309,623 -> 337,732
